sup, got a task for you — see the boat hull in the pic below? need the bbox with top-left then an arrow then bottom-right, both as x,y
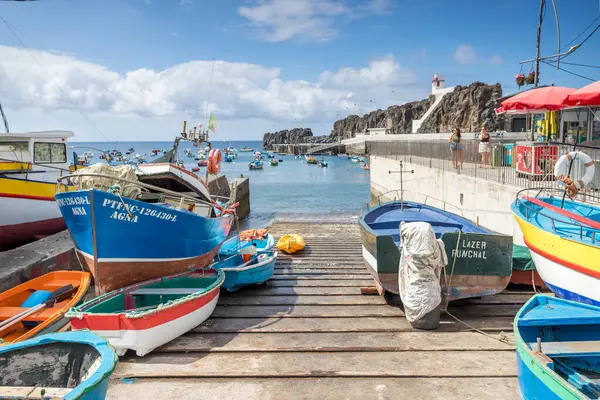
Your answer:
359,203 -> 513,301
214,252 -> 277,292
516,338 -> 582,400
0,177 -> 67,249
69,270 -> 223,356
56,189 -> 231,295
0,331 -> 118,400
514,212 -> 600,306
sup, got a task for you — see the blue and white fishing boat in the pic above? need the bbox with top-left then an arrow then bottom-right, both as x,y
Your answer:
359,191 -> 513,300
218,231 -> 275,257
515,294 -> 600,399
0,331 -> 118,400
55,125 -> 234,296
249,160 -> 263,170
211,251 -> 278,291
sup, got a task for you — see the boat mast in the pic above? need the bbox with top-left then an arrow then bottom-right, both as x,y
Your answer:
204,59 -> 216,184
0,100 -> 9,133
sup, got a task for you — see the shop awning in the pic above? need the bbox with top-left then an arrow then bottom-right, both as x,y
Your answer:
563,80 -> 600,107
501,86 -> 576,113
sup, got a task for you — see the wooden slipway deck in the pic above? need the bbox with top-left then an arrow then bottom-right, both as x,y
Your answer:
108,223 -> 532,400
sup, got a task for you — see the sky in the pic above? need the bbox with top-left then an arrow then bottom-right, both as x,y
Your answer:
0,0 -> 599,142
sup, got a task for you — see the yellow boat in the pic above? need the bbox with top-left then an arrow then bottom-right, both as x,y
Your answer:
277,234 -> 305,254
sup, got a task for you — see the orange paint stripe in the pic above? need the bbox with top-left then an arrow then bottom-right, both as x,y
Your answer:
0,192 -> 55,201
524,237 -> 600,280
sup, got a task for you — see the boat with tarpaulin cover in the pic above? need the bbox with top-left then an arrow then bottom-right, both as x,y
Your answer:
359,190 -> 513,300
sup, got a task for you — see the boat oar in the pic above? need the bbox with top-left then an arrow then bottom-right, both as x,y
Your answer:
0,284 -> 75,331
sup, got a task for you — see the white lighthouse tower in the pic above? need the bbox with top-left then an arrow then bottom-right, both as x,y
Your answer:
431,73 -> 445,94
411,73 -> 455,133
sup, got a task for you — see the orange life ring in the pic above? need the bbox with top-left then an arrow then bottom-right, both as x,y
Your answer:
239,229 -> 268,241
208,149 -> 222,175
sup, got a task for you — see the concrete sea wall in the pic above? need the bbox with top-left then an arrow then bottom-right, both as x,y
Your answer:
369,155 -> 520,236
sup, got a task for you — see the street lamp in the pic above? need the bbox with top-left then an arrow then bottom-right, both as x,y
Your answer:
519,44 -> 581,65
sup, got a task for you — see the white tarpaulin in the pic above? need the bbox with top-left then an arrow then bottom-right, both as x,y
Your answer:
70,163 -> 142,199
398,221 -> 448,322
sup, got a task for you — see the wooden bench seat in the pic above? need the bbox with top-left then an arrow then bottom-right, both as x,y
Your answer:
0,307 -> 59,322
129,288 -> 205,296
529,340 -> 600,357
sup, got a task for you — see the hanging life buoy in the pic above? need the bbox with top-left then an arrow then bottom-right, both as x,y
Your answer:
554,151 -> 595,190
208,149 -> 222,175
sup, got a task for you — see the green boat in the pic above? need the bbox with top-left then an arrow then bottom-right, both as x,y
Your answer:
359,194 -> 513,301
515,295 -> 600,399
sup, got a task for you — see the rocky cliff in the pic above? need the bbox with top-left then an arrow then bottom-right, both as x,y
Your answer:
416,82 -> 503,133
262,128 -> 331,148
330,98 -> 432,141
261,82 -> 504,146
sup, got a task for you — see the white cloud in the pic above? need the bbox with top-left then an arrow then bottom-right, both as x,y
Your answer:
0,46 -> 421,134
238,0 -> 393,42
490,55 -> 503,65
452,44 -> 477,65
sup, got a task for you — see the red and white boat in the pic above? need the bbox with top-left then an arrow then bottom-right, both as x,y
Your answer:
66,269 -> 224,356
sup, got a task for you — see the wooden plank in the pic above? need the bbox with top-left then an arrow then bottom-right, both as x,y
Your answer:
157,331 -> 514,353
266,279 -> 375,287
217,294 -> 531,307
269,275 -> 372,280
212,304 -> 522,318
531,340 -> 600,357
217,295 -> 387,306
220,286 -> 366,296
274,269 -> 370,275
115,351 -> 518,378
107,377 -> 520,400
275,263 -> 366,268
193,316 -> 515,333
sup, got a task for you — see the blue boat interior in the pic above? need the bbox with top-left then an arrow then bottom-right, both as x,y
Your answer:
518,296 -> 600,397
513,197 -> 600,247
218,234 -> 273,257
363,201 -> 489,244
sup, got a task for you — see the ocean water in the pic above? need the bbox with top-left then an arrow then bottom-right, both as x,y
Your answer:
71,140 -> 370,227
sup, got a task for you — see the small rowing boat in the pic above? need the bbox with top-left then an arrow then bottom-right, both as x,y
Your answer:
0,331 -> 118,400
305,155 -> 318,164
0,271 -> 91,344
211,251 -> 277,291
218,230 -> 274,257
360,193 -> 513,300
67,269 -> 224,356
515,294 -> 600,399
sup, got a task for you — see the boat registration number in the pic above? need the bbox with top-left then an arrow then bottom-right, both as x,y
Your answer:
102,198 -> 178,223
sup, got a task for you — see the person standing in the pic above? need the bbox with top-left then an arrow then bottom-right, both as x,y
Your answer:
479,126 -> 491,168
449,128 -> 464,169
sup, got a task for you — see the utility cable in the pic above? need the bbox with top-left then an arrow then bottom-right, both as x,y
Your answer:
0,14 -> 111,141
541,60 -> 597,81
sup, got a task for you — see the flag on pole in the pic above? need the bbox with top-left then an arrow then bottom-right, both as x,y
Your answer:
208,113 -> 217,132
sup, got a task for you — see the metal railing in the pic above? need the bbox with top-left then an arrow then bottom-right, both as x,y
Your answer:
361,188 -> 465,217
370,139 -> 600,197
515,187 -> 600,244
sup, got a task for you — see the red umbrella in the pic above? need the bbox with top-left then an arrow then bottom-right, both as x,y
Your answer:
563,81 -> 600,107
501,86 -> 576,113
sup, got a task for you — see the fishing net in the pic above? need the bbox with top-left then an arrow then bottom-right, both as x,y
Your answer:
70,163 -> 142,199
